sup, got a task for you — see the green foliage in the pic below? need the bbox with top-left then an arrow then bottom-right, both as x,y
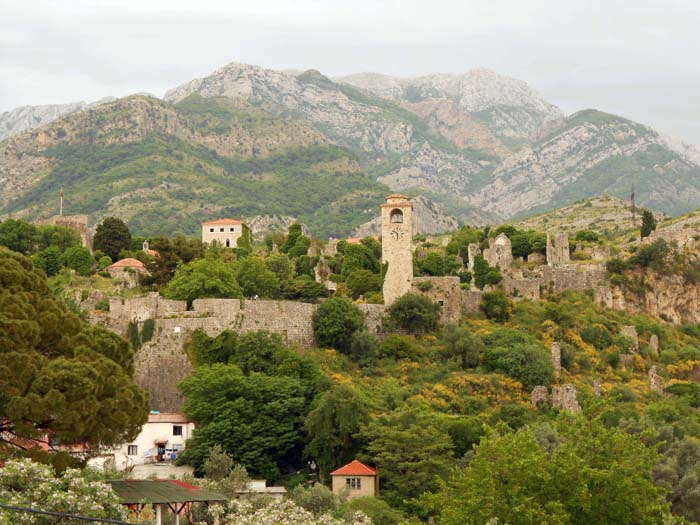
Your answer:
235,257 -> 280,298
281,223 -> 304,254
290,483 -> 338,515
480,289 -> 510,322
575,229 -> 600,242
641,209 -> 657,238
387,293 -> 440,333
93,217 -> 131,261
341,497 -> 408,525
162,257 -> 243,305
0,247 -> 148,451
481,328 -> 554,386
348,330 -> 380,363
363,409 -> 454,512
0,219 -> 38,254
265,253 -> 294,283
127,320 -> 141,350
345,269 -> 381,299
312,297 -> 365,352
341,243 -> 380,278
203,444 -> 234,481
473,254 -> 502,289
432,419 -> 670,525
32,245 -> 62,276
141,318 -> 155,343
97,255 -> 112,270
60,245 -> 94,276
305,384 -> 369,476
283,275 -> 329,301
630,239 -> 670,271
419,252 -> 460,276
442,324 -> 484,369
36,225 -> 82,252
448,417 -> 486,458
178,363 -> 307,479
142,235 -> 204,287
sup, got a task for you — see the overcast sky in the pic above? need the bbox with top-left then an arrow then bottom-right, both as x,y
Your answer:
2,0 -> 699,143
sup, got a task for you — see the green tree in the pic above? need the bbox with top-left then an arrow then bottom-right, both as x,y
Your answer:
93,217 -> 131,261
432,419 -> 670,525
345,269 -> 381,299
341,497 -> 407,525
481,328 -> 554,386
312,297 -> 365,353
305,384 -> 370,478
387,293 -> 440,333
60,245 -> 94,275
36,224 -> 82,252
480,289 -> 510,322
363,409 -> 454,511
341,243 -> 380,278
0,219 -> 38,254
0,247 -> 148,452
235,257 -> 280,298
32,245 -> 63,276
265,253 -> 294,283
281,223 -> 303,253
178,363 -> 307,479
162,257 -> 243,305
473,254 -> 502,289
442,324 -> 484,369
203,444 -> 234,481
641,209 -> 657,239
283,275 -> 329,301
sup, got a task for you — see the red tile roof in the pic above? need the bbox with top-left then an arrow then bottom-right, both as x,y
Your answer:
330,460 -> 377,476
108,258 -> 146,270
202,218 -> 245,225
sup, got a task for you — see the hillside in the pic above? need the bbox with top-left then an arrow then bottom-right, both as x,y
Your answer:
2,61 -> 700,231
0,95 -> 388,237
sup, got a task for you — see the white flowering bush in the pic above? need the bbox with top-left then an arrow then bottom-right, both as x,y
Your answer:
208,498 -> 373,525
0,459 -> 128,525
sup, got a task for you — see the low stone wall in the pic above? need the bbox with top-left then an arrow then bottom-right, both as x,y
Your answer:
412,276 -> 463,323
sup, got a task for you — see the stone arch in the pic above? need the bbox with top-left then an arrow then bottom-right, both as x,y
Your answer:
390,209 -> 404,224
225,239 -> 231,247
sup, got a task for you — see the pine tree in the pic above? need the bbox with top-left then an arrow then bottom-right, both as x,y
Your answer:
640,209 -> 657,239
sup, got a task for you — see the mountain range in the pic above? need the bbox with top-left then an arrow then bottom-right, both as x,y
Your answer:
1,61 -> 699,237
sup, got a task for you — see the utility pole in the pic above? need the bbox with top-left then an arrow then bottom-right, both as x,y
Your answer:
59,187 -> 64,216
630,185 -> 636,224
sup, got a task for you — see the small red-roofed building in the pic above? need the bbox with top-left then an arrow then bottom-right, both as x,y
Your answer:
330,459 -> 378,499
142,240 -> 160,258
107,257 -> 148,288
201,218 -> 251,248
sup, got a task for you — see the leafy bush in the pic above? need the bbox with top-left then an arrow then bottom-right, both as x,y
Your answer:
473,254 -> 502,289
312,297 -> 365,352
378,334 -> 420,360
346,269 -> 381,299
387,293 -> 440,333
341,497 -> 407,525
60,246 -> 94,276
630,239 -> 670,272
481,329 -> 554,386
141,318 -> 155,343
480,290 -> 510,322
290,483 -> 338,515
162,257 -> 243,306
95,299 -> 110,312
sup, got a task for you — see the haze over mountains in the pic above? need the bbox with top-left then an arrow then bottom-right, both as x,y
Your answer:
1,61 -> 699,237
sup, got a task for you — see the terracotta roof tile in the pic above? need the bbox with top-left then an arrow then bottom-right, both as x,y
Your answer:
202,218 -> 245,225
108,258 -> 146,270
330,459 -> 377,476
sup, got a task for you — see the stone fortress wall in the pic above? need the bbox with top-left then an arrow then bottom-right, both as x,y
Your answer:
89,294 -> 390,411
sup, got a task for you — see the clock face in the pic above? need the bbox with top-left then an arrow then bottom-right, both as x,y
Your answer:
390,226 -> 405,240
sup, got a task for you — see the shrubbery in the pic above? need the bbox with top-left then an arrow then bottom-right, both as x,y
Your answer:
387,293 -> 440,333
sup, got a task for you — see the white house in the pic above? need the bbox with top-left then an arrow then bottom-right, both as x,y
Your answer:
201,218 -> 250,248
89,412 -> 195,478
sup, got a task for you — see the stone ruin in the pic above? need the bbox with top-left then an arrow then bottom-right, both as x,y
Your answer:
620,325 -> 639,352
35,214 -> 93,251
593,379 -> 602,397
483,233 -> 513,270
649,366 -> 664,395
650,334 -> 659,354
546,232 -> 570,266
467,243 -> 480,271
551,342 -> 562,380
531,384 -> 581,413
551,384 -> 581,413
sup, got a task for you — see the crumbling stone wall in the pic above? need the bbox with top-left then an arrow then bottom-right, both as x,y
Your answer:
460,290 -> 483,313
546,233 -> 570,266
483,233 -> 513,270
467,243 -> 480,271
551,384 -> 581,413
35,215 -> 93,251
412,276 -> 463,323
502,276 -> 541,301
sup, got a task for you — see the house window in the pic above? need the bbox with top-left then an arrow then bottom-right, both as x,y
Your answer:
173,425 -> 183,436
127,445 -> 138,456
220,227 -> 224,232
229,227 -> 235,232
345,478 -> 361,490
209,228 -> 214,232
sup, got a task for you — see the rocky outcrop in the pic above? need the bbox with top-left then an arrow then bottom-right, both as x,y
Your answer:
245,215 -> 310,241
352,196 -> 459,237
0,98 -> 114,141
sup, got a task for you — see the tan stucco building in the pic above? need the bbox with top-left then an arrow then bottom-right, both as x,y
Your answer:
330,460 -> 378,499
201,218 -> 249,248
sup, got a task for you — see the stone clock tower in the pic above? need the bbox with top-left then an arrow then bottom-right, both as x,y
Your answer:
381,194 -> 413,304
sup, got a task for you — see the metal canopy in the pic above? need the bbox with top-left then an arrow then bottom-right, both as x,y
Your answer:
108,479 -> 227,505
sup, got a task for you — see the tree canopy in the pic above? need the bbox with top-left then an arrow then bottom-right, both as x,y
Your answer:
93,217 -> 132,261
0,247 -> 148,453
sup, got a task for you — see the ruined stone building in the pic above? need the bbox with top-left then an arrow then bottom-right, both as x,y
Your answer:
381,194 -> 413,305
546,232 -> 570,266
483,233 -> 513,270
35,214 -> 93,251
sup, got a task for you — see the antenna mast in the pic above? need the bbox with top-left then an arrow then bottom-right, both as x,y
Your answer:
59,187 -> 64,216
630,186 -> 636,224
